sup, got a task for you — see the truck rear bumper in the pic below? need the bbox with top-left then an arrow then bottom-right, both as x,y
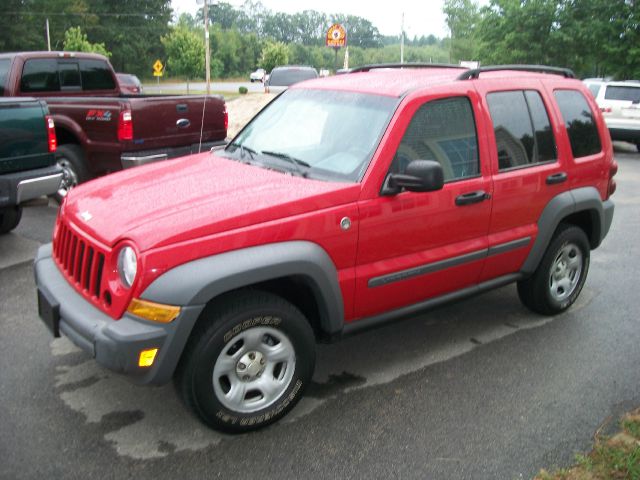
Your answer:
121,139 -> 227,169
0,165 -> 62,207
34,244 -> 204,385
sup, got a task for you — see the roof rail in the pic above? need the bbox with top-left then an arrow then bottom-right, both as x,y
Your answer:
458,65 -> 575,80
348,63 -> 465,74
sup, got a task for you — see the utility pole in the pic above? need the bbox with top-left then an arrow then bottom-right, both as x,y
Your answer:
400,12 -> 404,64
46,18 -> 51,51
203,1 -> 210,95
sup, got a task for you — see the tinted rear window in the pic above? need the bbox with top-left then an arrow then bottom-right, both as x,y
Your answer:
604,85 -> 640,103
80,59 -> 116,90
21,59 -> 60,92
554,90 -> 602,158
269,68 -> 317,87
0,59 -> 10,95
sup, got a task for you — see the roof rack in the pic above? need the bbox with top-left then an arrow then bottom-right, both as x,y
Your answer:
348,63 -> 465,74
458,65 -> 575,80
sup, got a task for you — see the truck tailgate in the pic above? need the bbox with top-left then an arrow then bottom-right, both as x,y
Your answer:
129,95 -> 226,151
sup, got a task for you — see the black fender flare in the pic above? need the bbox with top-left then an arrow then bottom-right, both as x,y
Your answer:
140,241 -> 345,336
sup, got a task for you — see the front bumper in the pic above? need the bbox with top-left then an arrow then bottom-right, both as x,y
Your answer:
0,165 -> 62,208
34,244 -> 204,385
121,139 -> 227,169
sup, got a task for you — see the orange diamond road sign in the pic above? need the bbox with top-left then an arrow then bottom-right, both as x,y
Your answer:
153,59 -> 164,77
326,24 -> 347,48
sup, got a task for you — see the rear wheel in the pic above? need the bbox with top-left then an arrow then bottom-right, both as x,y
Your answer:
174,290 -> 316,433
517,224 -> 590,315
0,206 -> 22,234
54,144 -> 89,203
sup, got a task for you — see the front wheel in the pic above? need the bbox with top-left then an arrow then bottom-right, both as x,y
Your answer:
517,224 -> 590,315
174,290 -> 316,433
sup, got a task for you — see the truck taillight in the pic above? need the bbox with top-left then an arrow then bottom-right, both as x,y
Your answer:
118,110 -> 133,141
45,115 -> 57,152
224,105 -> 228,132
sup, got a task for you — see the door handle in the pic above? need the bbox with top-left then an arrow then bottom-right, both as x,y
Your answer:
176,118 -> 191,128
546,172 -> 567,185
455,190 -> 491,206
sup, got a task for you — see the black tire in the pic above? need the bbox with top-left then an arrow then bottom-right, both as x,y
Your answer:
0,206 -> 22,234
174,290 -> 316,433
636,142 -> 640,153
517,224 -> 590,315
54,144 -> 89,203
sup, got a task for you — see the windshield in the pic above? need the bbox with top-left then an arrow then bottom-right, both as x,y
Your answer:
220,89 -> 398,182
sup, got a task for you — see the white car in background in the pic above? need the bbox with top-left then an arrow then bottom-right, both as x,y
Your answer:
584,79 -> 640,151
249,68 -> 265,82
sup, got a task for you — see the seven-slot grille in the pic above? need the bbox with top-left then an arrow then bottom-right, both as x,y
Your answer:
53,219 -> 106,301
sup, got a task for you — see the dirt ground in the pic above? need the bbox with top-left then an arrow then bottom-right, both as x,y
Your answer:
225,93 -> 276,138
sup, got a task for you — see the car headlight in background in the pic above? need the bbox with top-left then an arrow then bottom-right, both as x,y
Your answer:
117,246 -> 137,288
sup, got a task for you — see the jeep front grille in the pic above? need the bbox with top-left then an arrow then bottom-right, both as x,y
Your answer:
53,220 -> 106,301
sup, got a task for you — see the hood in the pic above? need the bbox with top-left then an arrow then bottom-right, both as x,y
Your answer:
63,152 -> 360,251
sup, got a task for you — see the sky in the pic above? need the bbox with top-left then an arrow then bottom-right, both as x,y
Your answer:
171,0 -> 451,39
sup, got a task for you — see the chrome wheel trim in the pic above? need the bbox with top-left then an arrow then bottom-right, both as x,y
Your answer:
212,325 -> 296,413
549,242 -> 583,302
57,158 -> 79,198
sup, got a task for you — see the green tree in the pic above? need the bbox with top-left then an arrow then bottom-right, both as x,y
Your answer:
443,0 -> 481,62
260,41 -> 289,72
161,26 -> 204,90
63,26 -> 111,57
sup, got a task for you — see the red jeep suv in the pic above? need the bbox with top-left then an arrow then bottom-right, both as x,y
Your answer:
35,64 -> 616,433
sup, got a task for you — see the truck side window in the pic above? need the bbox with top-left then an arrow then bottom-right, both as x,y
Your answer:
80,59 -> 116,90
390,97 -> 479,182
21,59 -> 60,92
554,90 -> 602,158
487,90 -> 556,171
59,62 -> 81,90
0,59 -> 10,96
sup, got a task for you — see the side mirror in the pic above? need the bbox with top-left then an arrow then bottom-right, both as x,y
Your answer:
382,160 -> 444,196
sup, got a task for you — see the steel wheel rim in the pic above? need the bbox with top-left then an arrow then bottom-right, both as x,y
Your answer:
212,325 -> 296,413
549,242 -> 583,302
57,158 -> 78,198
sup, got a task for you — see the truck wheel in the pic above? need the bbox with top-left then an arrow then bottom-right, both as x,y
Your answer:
0,206 -> 23,234
54,145 -> 89,202
517,224 -> 590,315
175,290 -> 315,433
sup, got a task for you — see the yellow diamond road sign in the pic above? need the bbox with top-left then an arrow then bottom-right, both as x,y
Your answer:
153,59 -> 163,77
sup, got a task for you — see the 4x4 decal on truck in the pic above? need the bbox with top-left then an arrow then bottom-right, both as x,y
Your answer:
85,110 -> 112,122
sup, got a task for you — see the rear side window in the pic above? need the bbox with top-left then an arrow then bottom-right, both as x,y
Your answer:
487,90 -> 556,170
604,85 -> 640,103
80,59 -> 116,90
0,59 -> 10,95
554,90 -> 602,158
21,59 -> 60,92
390,96 -> 479,182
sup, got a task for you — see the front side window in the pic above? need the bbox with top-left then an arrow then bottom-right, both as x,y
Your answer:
21,59 -> 60,92
220,89 -> 397,182
487,90 -> 556,171
554,90 -> 602,158
80,59 -> 116,90
389,97 -> 479,182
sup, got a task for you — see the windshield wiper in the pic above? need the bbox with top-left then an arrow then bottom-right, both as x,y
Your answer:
260,150 -> 310,177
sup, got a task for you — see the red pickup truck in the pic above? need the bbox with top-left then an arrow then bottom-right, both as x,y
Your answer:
0,51 -> 227,198
35,64 -> 616,433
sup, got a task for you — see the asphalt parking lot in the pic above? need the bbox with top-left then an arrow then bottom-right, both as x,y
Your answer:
1,148 -> 639,480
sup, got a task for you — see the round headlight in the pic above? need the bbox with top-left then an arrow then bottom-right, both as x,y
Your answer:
117,246 -> 137,288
